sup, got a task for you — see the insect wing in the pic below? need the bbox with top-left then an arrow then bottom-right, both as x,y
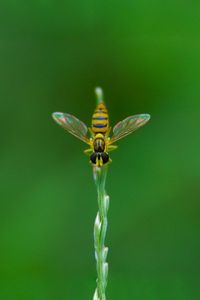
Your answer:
52,112 -> 90,144
110,114 -> 150,144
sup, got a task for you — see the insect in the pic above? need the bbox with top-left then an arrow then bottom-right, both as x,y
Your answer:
52,95 -> 150,167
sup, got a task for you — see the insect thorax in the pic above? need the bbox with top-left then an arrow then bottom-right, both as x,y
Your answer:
93,134 -> 106,152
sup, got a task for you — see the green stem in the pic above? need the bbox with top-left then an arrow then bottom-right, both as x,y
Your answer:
93,165 -> 109,300
95,87 -> 104,104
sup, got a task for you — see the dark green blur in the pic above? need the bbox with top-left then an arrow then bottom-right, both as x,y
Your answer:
0,1 -> 200,299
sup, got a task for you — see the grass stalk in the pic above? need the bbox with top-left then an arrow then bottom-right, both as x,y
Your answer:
93,165 -> 109,300
93,86 -> 109,300
95,87 -> 104,104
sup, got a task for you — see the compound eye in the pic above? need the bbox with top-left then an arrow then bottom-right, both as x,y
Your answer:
90,152 -> 97,164
101,152 -> 109,164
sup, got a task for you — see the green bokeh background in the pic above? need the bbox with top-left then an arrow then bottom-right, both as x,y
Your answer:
0,1 -> 200,299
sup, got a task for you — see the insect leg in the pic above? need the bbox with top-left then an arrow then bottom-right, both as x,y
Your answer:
84,148 -> 93,155
107,145 -> 118,152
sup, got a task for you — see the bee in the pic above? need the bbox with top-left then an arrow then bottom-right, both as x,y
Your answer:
52,92 -> 150,167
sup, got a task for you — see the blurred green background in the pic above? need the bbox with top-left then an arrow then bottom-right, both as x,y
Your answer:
0,0 -> 200,299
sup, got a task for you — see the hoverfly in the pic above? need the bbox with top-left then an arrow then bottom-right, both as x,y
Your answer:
52,91 -> 150,167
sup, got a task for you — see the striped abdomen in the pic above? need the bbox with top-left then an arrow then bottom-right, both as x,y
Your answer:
92,102 -> 109,134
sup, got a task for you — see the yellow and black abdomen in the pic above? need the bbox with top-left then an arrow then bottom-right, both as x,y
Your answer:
92,103 -> 109,134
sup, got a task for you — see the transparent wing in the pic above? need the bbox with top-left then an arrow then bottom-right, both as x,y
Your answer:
52,112 -> 90,144
110,114 -> 150,144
